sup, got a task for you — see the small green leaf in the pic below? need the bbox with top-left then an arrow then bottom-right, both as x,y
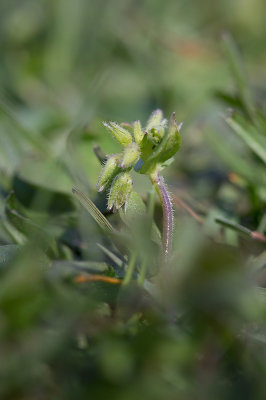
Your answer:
157,112 -> 182,163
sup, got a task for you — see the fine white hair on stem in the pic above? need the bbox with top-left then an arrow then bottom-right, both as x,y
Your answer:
154,173 -> 174,260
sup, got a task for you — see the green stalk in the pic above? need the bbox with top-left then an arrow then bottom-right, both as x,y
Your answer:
137,256 -> 148,285
123,251 -> 137,285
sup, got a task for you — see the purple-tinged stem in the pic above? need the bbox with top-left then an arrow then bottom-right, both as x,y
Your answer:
152,172 -> 173,260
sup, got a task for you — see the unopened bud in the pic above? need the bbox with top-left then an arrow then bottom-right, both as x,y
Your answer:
103,122 -> 132,147
120,143 -> 140,169
107,172 -> 133,212
149,126 -> 165,143
145,109 -> 166,131
96,154 -> 120,192
133,120 -> 144,144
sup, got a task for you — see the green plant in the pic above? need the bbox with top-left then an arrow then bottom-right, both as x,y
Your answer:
73,110 -> 182,285
97,110 -> 181,259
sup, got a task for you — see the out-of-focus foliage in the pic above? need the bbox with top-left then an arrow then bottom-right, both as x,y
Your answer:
0,0 -> 266,399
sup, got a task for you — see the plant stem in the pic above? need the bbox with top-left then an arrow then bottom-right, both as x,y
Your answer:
151,172 -> 173,260
123,251 -> 137,285
138,256 -> 148,285
147,187 -> 156,219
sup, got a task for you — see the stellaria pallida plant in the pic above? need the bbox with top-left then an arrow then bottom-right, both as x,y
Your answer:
73,110 -> 182,284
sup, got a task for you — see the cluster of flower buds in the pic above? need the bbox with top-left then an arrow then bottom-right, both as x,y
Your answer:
96,110 -> 181,212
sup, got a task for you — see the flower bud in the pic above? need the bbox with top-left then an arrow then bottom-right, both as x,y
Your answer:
103,122 -> 132,147
149,126 -> 165,143
133,120 -> 144,144
107,172 -> 133,212
96,154 -> 120,192
145,109 -> 164,131
120,143 -> 140,169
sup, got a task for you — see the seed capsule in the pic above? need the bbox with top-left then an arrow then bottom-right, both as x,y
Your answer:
96,154 -> 120,192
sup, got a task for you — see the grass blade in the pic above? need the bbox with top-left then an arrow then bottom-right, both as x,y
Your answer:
226,116 -> 266,163
72,186 -> 114,233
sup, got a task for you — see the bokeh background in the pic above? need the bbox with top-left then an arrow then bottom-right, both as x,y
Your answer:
0,1 -> 266,399
1,0 -> 266,205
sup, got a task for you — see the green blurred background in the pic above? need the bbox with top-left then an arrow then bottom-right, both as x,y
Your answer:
1,0 -> 266,199
0,1 -> 266,399
1,0 -> 266,121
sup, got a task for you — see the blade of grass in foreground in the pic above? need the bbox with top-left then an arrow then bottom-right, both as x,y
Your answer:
73,187 -> 131,258
72,186 -> 114,233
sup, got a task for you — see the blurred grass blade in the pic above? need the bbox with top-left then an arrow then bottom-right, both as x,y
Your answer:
250,251 -> 266,272
48,260 -> 111,280
205,128 -> 266,187
5,194 -> 60,258
0,95 -> 49,153
72,186 -> 114,232
222,33 -> 254,118
226,116 -> 266,163
215,217 -> 266,243
215,217 -> 251,236
258,214 -> 266,234
97,243 -> 125,269
0,245 -> 21,268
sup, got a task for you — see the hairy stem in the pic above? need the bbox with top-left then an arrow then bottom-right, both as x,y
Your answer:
151,172 -> 173,260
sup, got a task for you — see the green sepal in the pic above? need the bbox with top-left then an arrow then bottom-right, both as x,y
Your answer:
120,143 -> 141,169
157,112 -> 181,163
